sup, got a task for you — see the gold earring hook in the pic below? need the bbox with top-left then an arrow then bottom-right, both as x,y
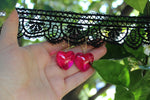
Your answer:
81,36 -> 88,54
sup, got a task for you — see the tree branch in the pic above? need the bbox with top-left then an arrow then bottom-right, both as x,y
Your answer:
0,27 -> 2,34
121,5 -> 133,16
88,84 -> 112,100
63,83 -> 84,100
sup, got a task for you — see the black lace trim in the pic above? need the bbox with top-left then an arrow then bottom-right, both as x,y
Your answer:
16,8 -> 150,49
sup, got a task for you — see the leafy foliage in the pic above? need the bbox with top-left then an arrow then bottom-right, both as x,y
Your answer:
115,70 -> 150,100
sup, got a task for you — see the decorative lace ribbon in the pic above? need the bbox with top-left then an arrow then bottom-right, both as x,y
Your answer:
16,8 -> 150,49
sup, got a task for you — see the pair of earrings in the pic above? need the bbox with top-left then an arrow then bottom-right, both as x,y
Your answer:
56,51 -> 94,72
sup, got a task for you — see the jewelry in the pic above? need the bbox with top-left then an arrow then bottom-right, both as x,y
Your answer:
56,51 -> 75,70
75,52 -> 94,72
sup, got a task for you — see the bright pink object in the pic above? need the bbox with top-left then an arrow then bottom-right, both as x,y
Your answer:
75,53 -> 94,72
56,51 -> 75,70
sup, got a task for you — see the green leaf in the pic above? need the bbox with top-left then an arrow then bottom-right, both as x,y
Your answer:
115,86 -> 135,100
130,71 -> 150,100
124,0 -> 148,13
123,58 -> 139,70
124,44 -> 146,60
140,1 -> 150,16
114,71 -> 150,100
102,43 -> 130,59
138,71 -> 150,100
129,70 -> 143,91
93,60 -> 130,87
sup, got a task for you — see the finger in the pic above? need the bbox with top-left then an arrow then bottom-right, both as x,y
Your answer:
63,44 -> 106,77
0,10 -> 19,45
90,44 -> 107,60
45,43 -> 106,78
45,44 -> 93,78
69,44 -> 107,60
68,45 -> 93,54
62,45 -> 94,77
64,68 -> 95,95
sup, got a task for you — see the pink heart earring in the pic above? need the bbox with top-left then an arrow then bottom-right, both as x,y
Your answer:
75,52 -> 94,72
56,37 -> 75,70
74,43 -> 94,72
56,51 -> 75,70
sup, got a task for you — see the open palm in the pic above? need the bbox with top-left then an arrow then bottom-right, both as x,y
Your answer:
0,10 -> 107,100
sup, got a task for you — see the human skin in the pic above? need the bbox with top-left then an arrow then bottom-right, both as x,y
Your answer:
0,10 -> 107,100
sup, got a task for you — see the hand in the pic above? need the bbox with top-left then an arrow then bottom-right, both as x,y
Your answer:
0,10 -> 107,100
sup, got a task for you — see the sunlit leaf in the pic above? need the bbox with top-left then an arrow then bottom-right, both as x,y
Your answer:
93,60 -> 130,87
124,0 -> 148,13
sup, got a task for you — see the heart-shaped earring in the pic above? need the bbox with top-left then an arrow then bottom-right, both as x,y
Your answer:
75,52 -> 94,72
56,51 -> 75,70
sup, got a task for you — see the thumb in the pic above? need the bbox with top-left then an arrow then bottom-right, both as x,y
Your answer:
0,10 -> 19,46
